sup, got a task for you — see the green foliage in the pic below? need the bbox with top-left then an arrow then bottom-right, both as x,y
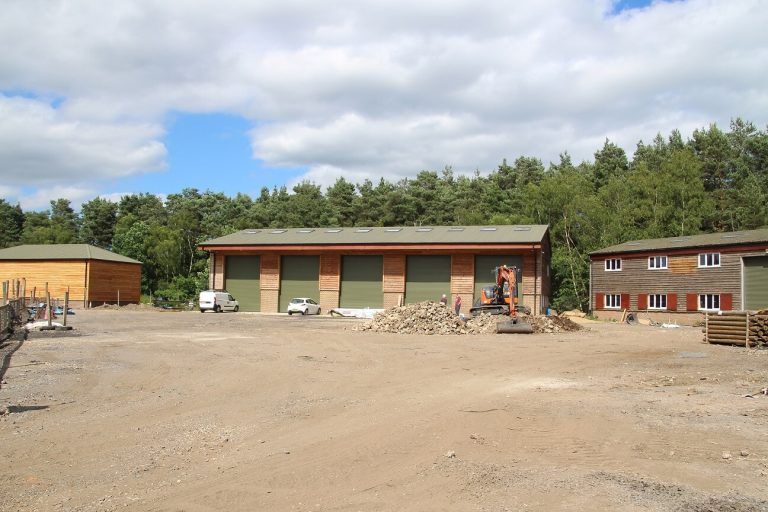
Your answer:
4,117 -> 767,308
79,197 -> 117,248
0,199 -> 23,248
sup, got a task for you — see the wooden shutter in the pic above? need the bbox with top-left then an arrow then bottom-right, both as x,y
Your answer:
720,293 -> 733,311
668,294 -> 677,311
686,293 -> 698,312
595,293 -> 604,310
620,293 -> 630,310
637,293 -> 647,310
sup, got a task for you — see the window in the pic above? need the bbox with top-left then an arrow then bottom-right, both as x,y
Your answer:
604,294 -> 621,309
605,259 -> 621,271
698,253 -> 720,267
648,294 -> 667,310
648,256 -> 668,269
699,294 -> 720,311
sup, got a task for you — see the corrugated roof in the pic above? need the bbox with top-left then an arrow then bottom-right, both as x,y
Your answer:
0,244 -> 142,264
200,225 -> 549,247
590,228 -> 768,256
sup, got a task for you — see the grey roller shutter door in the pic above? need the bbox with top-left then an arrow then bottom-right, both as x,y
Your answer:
340,256 -> 383,308
405,255 -> 451,304
474,255 -> 523,306
279,256 -> 320,312
224,256 -> 260,311
744,256 -> 768,310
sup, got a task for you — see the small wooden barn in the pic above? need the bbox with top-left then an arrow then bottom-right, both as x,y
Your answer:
0,244 -> 142,306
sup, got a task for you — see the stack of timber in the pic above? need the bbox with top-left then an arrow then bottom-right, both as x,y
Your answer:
704,310 -> 768,347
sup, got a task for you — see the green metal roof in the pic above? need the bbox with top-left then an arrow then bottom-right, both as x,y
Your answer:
0,244 -> 142,264
200,225 -> 549,248
591,228 -> 768,256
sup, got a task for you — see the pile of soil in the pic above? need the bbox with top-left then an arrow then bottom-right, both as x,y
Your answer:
525,314 -> 583,333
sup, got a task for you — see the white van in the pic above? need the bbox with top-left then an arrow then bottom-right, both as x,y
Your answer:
199,290 -> 240,313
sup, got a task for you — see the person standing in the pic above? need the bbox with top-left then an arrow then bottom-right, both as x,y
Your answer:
454,295 -> 462,315
439,294 -> 448,305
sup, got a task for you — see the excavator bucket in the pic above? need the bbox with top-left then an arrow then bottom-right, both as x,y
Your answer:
496,319 -> 534,334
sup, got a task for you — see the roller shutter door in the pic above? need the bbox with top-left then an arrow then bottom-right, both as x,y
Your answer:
279,256 -> 320,312
340,256 -> 383,308
474,255 -> 523,306
224,256 -> 260,311
405,255 -> 450,304
744,256 -> 768,310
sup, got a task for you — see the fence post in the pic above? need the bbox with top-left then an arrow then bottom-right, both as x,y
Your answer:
704,312 -> 709,344
47,292 -> 52,329
117,289 -> 120,307
745,311 -> 750,349
63,291 -> 69,327
2,281 -> 7,306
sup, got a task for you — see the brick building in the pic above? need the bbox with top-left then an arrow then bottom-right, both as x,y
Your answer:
199,225 -> 551,314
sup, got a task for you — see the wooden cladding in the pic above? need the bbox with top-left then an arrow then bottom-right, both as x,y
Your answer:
669,256 -> 697,274
383,255 -> 405,293
320,254 -> 341,291
0,259 -> 140,304
450,254 -> 474,295
88,260 -> 141,303
592,249 -> 751,311
212,254 -> 225,290
260,254 -> 280,290
0,261 -> 87,301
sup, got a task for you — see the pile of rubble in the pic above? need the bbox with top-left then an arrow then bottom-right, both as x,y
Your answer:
355,301 -> 582,335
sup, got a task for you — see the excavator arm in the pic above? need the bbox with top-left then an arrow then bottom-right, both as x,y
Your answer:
494,265 -> 519,319
493,265 -> 533,334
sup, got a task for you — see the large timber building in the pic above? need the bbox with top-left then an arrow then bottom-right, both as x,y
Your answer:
199,225 -> 551,314
0,244 -> 142,306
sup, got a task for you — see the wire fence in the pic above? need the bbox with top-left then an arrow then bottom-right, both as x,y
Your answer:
1,299 -> 25,338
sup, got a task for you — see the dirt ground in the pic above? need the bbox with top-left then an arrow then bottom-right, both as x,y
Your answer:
1,310 -> 767,512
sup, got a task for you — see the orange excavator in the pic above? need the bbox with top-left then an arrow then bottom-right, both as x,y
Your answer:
470,265 -> 533,334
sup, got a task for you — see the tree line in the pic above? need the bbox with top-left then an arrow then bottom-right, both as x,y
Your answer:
1,119 -> 766,310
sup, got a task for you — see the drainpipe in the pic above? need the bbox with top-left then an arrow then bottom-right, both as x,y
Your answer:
533,247 -> 538,315
589,259 -> 593,314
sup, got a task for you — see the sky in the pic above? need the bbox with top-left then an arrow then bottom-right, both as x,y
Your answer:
0,0 -> 766,210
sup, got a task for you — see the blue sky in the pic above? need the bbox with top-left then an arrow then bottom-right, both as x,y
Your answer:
120,112 -> 306,198
0,0 -> 765,210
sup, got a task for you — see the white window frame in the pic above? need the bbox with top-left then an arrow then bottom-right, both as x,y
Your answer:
698,294 -> 720,311
698,253 -> 721,268
648,294 -> 667,310
604,294 -> 621,309
648,255 -> 668,270
605,259 -> 622,272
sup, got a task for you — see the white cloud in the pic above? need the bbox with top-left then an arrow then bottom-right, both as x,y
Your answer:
0,0 -> 766,196
17,185 -> 99,211
0,95 -> 166,186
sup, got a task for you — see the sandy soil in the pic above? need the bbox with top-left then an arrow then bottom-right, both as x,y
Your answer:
1,309 -> 767,512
